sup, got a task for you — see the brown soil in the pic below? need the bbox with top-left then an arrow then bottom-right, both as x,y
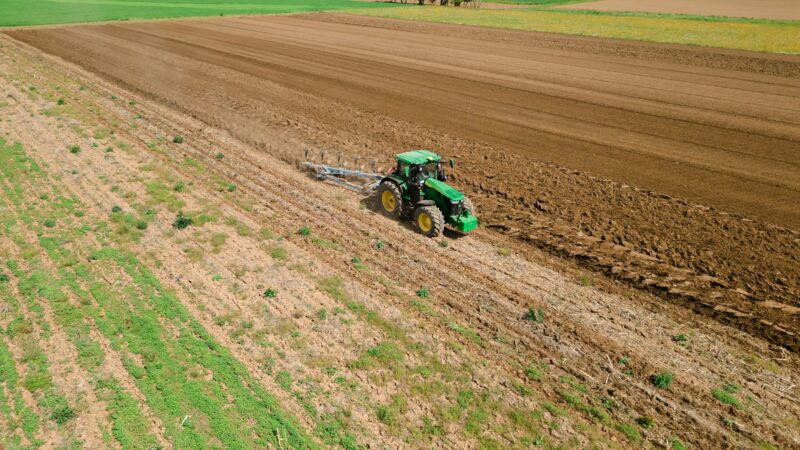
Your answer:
7,14 -> 799,353
557,0 -> 800,20
2,26 -> 800,448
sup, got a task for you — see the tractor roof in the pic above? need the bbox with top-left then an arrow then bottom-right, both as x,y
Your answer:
396,150 -> 441,165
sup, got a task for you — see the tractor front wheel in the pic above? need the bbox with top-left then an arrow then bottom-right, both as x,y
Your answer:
414,205 -> 444,238
377,182 -> 403,219
463,196 -> 476,215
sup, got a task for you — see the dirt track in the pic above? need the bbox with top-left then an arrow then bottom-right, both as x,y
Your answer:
7,14 -> 800,352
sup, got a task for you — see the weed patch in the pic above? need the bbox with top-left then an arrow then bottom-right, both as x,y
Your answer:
650,372 -> 674,389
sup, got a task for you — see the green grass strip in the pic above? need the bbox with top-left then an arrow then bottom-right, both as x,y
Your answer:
355,7 -> 800,54
0,0 -> 403,27
0,139 -> 319,449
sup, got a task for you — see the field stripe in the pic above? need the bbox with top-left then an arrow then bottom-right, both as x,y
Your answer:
0,137 -> 318,449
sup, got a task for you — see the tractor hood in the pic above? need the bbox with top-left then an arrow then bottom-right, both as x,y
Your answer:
424,178 -> 464,202
397,150 -> 441,165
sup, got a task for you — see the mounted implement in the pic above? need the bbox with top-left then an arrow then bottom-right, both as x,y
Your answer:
303,149 -> 477,238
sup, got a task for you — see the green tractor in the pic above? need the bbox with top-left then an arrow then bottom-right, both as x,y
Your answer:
376,150 -> 477,237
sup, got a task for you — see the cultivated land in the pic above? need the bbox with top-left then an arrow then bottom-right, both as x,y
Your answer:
557,0 -> 800,21
8,14 -> 800,348
1,7 -> 799,450
4,29 -> 799,449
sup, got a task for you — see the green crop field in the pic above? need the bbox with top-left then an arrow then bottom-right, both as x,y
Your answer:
356,7 -> 800,54
0,0 -> 399,27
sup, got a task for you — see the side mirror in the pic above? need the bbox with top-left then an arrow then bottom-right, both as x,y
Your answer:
449,158 -> 455,169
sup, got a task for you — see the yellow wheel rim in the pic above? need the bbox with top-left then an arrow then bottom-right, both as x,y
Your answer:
418,212 -> 432,232
381,191 -> 396,212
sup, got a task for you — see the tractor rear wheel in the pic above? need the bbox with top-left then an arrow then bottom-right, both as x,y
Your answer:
414,205 -> 444,237
377,182 -> 403,219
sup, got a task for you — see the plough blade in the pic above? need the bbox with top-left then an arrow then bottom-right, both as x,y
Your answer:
303,161 -> 383,194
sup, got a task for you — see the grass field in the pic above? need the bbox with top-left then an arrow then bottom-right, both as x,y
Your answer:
0,0 -> 397,27
356,6 -> 800,53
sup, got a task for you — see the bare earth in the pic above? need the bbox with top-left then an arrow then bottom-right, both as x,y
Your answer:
2,12 -> 800,448
557,0 -> 800,20
2,25 -> 800,449
7,14 -> 800,352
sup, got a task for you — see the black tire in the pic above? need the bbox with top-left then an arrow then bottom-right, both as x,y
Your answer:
463,196 -> 476,215
377,181 -> 403,219
414,205 -> 445,238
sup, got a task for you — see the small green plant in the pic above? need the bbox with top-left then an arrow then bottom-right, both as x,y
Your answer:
69,145 -> 80,154
297,226 -> 311,236
215,153 -> 224,160
226,183 -> 237,193
580,274 -> 591,286
263,288 -> 277,299
269,247 -> 288,261
212,273 -> 222,282
105,146 -> 113,153
316,309 -> 327,320
375,240 -> 385,249
57,98 -> 65,105
43,218 -> 56,228
524,366 -> 541,381
50,405 -> 76,424
615,423 -> 641,442
523,308 -> 545,323
0,273 -> 9,283
618,356 -> 630,365
672,334 -> 688,343
172,136 -> 184,144
438,240 -> 448,248
172,212 -> 192,229
636,416 -> 655,429
671,438 -> 687,450
128,100 -> 136,106
135,221 -> 148,230
351,257 -> 368,271
416,287 -> 429,298
173,182 -> 185,192
601,398 -> 618,410
650,372 -> 674,389
275,370 -> 292,391
497,247 -> 510,256
712,388 -> 741,408
111,205 -> 122,213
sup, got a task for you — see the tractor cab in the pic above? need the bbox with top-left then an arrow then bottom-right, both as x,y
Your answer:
394,150 -> 447,183
378,150 -> 477,237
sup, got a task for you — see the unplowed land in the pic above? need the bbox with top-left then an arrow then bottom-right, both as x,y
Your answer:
2,29 -> 800,449
8,14 -> 800,353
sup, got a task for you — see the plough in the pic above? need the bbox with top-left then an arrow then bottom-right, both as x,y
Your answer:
302,161 -> 383,194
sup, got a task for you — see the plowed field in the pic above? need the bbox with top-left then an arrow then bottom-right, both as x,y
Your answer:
8,14 -> 799,351
1,13 -> 799,449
